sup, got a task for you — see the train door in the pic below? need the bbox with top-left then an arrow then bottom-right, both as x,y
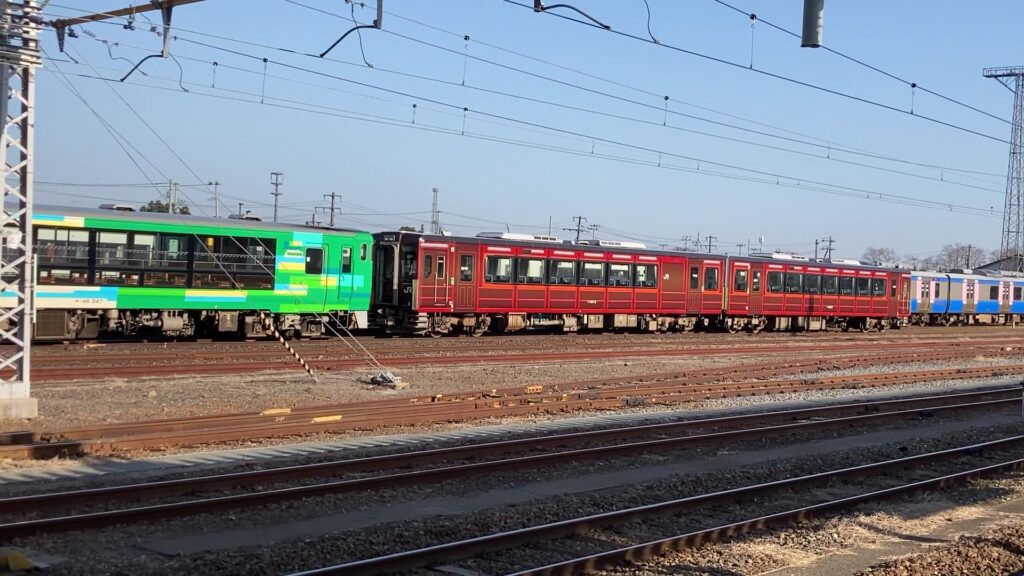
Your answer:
728,262 -> 750,315
660,259 -> 686,310
419,245 -> 450,309
900,275 -> 911,316
918,277 -> 931,314
748,266 -> 763,315
701,260 -> 723,314
338,245 -> 354,304
686,262 -> 702,313
454,250 -> 476,311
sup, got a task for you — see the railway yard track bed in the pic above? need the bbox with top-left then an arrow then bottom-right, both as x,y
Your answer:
3,395 -> 1023,575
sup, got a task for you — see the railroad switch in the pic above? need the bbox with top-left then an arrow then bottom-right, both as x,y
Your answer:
370,370 -> 403,388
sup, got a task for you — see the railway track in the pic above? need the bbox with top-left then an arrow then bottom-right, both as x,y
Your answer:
21,336 -> 1024,382
290,435 -> 1024,576
0,387 -> 1017,541
3,346 -> 1021,459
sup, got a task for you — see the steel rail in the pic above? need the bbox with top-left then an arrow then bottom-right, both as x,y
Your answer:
1,362 -> 1020,459
17,338 -> 1024,382
510,460 -> 1024,575
0,348 -> 975,446
289,436 -> 1024,576
0,392 -> 1016,539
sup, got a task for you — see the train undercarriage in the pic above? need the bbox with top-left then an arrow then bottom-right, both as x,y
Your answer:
29,309 -> 368,341
374,310 -> 906,337
908,313 -> 1021,327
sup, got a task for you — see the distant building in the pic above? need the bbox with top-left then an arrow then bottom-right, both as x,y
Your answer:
977,254 -> 1024,273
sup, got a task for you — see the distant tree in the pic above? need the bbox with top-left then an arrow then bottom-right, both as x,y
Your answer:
398,225 -> 418,232
862,246 -> 897,264
921,243 -> 992,270
140,199 -> 191,215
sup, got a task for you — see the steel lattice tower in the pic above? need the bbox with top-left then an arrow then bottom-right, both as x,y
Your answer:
0,0 -> 39,418
984,66 -> 1024,272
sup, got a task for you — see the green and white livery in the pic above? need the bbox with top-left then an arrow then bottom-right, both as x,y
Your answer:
11,205 -> 373,339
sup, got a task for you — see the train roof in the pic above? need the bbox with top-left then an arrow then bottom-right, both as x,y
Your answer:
34,204 -> 370,236
375,230 -> 906,273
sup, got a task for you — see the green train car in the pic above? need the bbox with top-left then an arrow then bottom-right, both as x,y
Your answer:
14,205 -> 373,340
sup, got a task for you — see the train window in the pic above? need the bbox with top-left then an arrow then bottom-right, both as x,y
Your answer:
193,236 -> 218,270
580,262 -> 605,286
690,267 -> 699,289
871,279 -> 886,297
935,283 -> 941,299
96,232 -> 128,267
37,268 -> 89,286
423,255 -> 433,279
990,286 -> 999,300
35,228 -> 90,266
891,282 -> 897,298
635,264 -> 657,288
1016,287 -> 1023,301
784,273 -> 802,294
155,234 -> 187,268
305,248 -> 324,275
704,267 -> 719,291
143,271 -> 187,287
97,270 -> 140,286
401,247 -> 417,279
131,234 -> 156,267
839,277 -> 854,296
733,269 -> 748,292
436,255 -> 445,278
359,243 -> 367,261
342,247 -> 352,274
822,275 -> 838,295
607,263 -> 631,287
517,258 -> 545,284
803,274 -> 820,294
550,260 -> 576,284
460,255 -> 473,282
485,256 -> 513,283
767,272 -> 782,293
856,278 -> 870,296
752,270 -> 761,292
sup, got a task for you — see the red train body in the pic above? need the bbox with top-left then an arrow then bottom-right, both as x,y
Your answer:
372,231 -> 911,336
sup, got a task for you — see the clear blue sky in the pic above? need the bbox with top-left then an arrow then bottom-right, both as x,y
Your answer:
36,1 -> 1019,260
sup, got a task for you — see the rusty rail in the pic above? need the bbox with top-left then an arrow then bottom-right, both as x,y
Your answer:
0,390 -> 1017,540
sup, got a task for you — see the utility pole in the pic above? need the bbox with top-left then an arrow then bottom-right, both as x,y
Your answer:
966,244 -> 973,268
237,202 -> 244,217
165,180 -> 180,214
0,0 -> 41,418
821,235 -> 836,259
983,66 -> 1024,271
306,211 -> 320,227
705,235 -> 717,252
208,181 -> 220,218
564,216 -> 587,243
736,243 -> 745,256
680,235 -> 693,251
587,223 -> 601,240
322,192 -> 341,227
270,171 -> 284,223
814,239 -> 820,260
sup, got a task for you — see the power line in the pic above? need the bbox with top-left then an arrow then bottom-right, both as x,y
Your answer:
709,0 -> 1010,126
47,2 -> 1007,182
47,56 -> 1001,218
500,0 -> 1010,144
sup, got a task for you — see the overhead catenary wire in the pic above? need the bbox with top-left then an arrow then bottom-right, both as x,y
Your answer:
45,2 -> 1007,182
708,0 -> 1011,126
45,56 -> 1001,219
499,0 -> 1011,145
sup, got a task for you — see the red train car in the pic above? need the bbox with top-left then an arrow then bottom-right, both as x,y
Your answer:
371,231 -> 910,336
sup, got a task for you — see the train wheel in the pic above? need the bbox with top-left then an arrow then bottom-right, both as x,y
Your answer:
428,330 -> 443,338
